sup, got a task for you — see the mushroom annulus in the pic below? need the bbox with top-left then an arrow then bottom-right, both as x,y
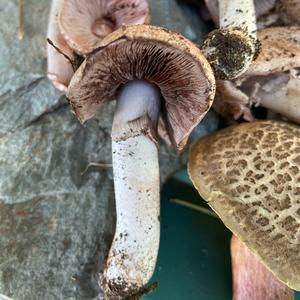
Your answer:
47,0 -> 150,92
67,25 -> 215,298
231,235 -> 294,300
213,27 -> 300,123
188,120 -> 300,292
202,0 -> 259,80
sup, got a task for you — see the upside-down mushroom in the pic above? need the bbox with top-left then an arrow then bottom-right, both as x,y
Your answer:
202,0 -> 259,80
67,25 -> 215,298
58,0 -> 150,55
47,0 -> 150,92
188,120 -> 300,292
231,235 -> 294,300
214,26 -> 300,123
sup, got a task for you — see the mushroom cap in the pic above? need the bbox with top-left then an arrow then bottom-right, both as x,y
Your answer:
58,0 -> 150,55
245,27 -> 300,77
188,120 -> 300,290
67,25 -> 215,150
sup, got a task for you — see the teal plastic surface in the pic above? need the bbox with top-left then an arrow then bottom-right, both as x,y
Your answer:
144,169 -> 300,300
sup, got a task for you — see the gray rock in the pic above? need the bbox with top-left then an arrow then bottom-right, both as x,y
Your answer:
0,1 -> 217,299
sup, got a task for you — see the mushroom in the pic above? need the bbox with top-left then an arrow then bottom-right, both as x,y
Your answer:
231,235 -> 294,300
202,0 -> 278,28
214,26 -> 300,123
58,0 -> 150,55
202,0 -> 259,80
47,0 -> 75,92
188,120 -> 300,291
67,25 -> 215,298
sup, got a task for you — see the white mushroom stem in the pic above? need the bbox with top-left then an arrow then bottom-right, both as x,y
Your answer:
202,0 -> 258,80
103,80 -> 161,298
47,0 -> 75,92
219,0 -> 256,36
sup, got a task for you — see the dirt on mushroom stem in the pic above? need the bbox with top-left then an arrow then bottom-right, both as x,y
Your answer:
202,27 -> 260,80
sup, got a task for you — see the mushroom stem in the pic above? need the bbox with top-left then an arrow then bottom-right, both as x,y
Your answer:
231,236 -> 294,300
256,76 -> 300,124
202,0 -> 258,80
103,80 -> 161,298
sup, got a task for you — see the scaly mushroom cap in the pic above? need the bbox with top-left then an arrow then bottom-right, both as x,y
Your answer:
59,0 -> 150,55
203,0 -> 277,28
67,25 -> 215,150
188,120 -> 300,290
214,26 -> 300,121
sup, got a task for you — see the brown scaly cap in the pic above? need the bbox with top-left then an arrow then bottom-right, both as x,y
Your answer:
67,25 -> 215,150
188,120 -> 300,290
59,0 -> 150,55
246,27 -> 300,76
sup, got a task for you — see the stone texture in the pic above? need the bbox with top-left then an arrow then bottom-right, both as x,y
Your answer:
0,1 -> 217,299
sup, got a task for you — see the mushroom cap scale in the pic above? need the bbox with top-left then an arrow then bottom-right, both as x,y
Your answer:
188,120 -> 300,290
59,0 -> 150,55
67,25 -> 215,150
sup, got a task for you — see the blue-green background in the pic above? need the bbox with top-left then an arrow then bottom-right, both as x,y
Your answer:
144,169 -> 300,300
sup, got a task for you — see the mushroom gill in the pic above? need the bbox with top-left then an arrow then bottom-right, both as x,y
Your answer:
67,27 -> 214,150
188,120 -> 300,290
59,0 -> 150,54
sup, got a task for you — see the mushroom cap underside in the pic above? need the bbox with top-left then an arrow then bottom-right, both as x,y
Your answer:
67,25 -> 216,150
59,0 -> 150,54
188,120 -> 300,290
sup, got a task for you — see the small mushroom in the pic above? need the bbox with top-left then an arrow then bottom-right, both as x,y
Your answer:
231,235 -> 294,300
58,0 -> 150,55
67,25 -> 215,298
188,120 -> 300,290
47,0 -> 75,92
214,26 -> 300,123
202,0 -> 259,80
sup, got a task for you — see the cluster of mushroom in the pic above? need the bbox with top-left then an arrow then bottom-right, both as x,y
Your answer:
47,0 -> 300,299
188,1 -> 300,299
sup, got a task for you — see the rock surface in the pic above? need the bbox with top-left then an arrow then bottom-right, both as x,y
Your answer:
0,1 -> 217,299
